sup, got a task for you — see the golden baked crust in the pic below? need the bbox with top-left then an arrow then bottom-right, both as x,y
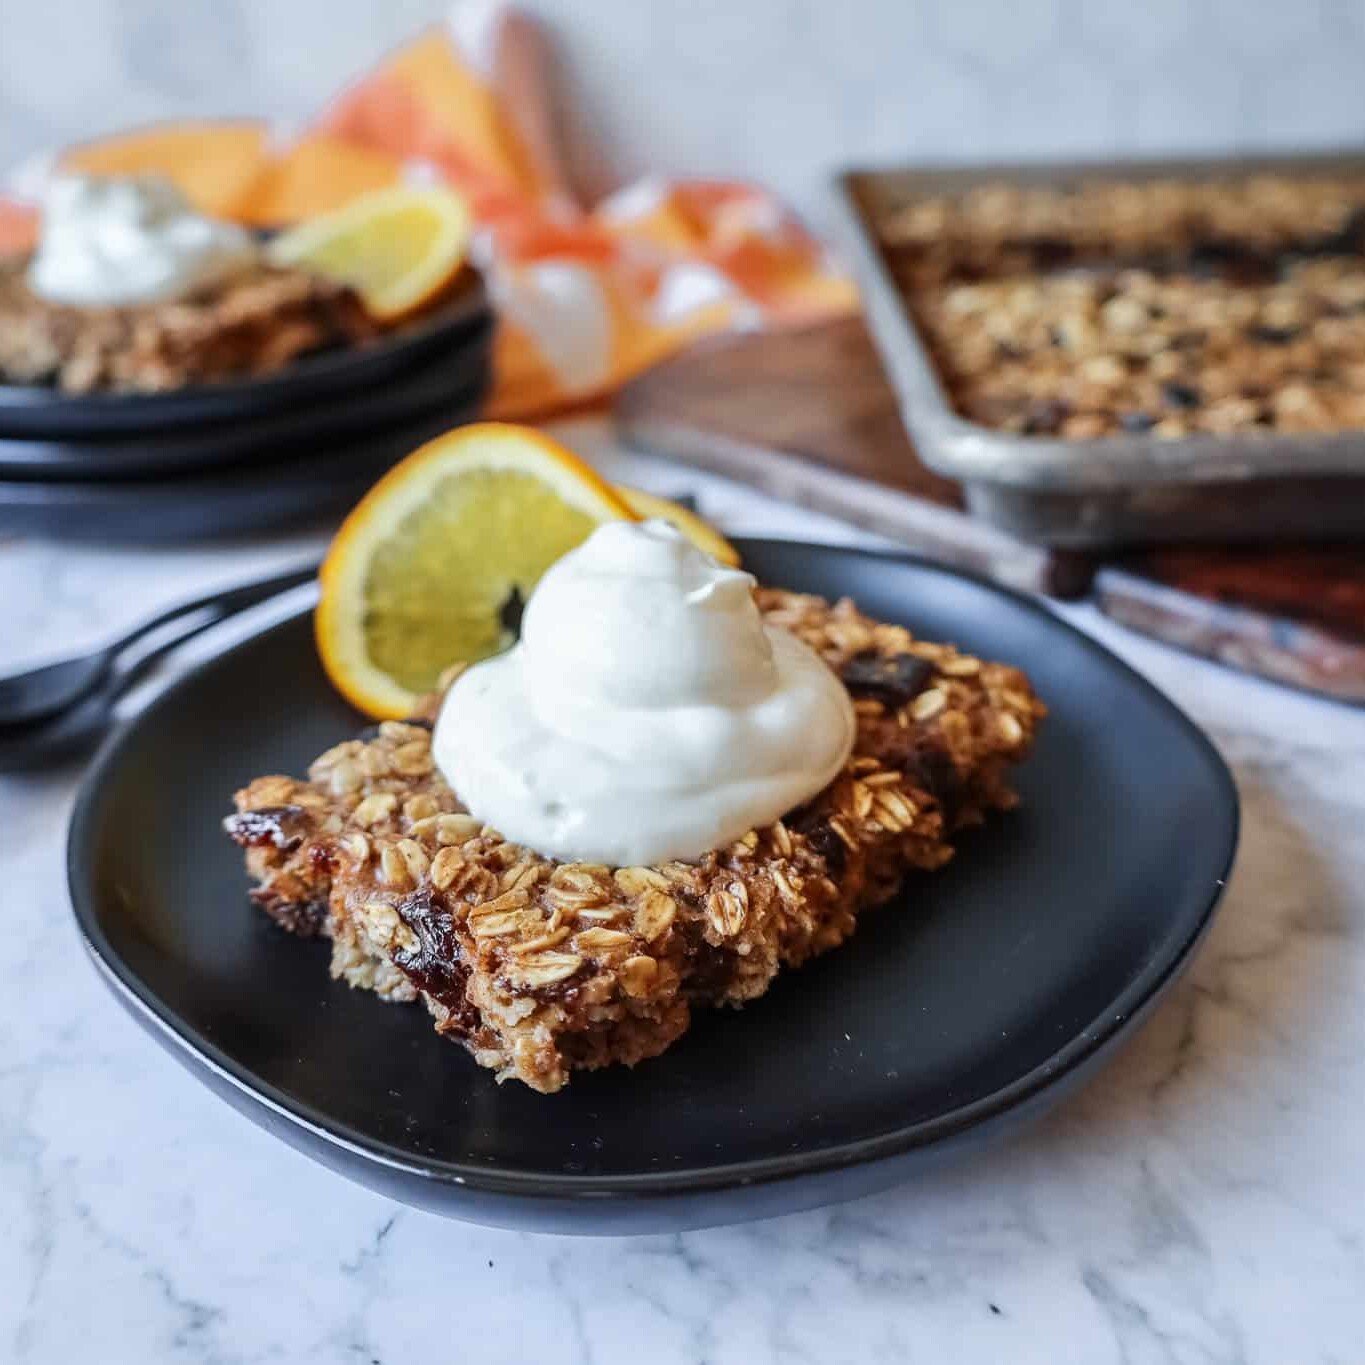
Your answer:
0,256 -> 379,393
225,587 -> 1045,1093
877,174 -> 1365,438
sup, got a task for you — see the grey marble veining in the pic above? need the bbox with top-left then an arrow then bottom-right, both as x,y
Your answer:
1,419 -> 1363,1362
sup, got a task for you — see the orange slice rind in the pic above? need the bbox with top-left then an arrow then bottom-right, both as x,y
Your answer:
316,423 -> 634,718
267,185 -> 472,320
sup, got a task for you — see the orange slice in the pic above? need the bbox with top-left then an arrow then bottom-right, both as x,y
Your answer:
266,185 -> 472,320
616,486 -> 740,567
316,423 -> 634,718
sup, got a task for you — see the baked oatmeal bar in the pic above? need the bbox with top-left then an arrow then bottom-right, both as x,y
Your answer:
877,174 -> 1365,438
226,589 -> 1044,1093
0,257 -> 379,393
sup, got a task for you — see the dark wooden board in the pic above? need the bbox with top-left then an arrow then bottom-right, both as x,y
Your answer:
1096,548 -> 1365,702
614,317 -> 1365,703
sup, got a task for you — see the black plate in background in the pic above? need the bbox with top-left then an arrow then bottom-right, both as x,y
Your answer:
0,354 -> 490,541
0,314 -> 493,480
0,274 -> 489,440
67,541 -> 1239,1233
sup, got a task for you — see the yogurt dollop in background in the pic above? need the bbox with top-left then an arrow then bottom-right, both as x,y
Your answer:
28,175 -> 260,307
433,520 -> 856,866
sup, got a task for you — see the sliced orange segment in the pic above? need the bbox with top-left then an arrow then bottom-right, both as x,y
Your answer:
316,423 -> 634,719
616,486 -> 741,567
266,185 -> 472,320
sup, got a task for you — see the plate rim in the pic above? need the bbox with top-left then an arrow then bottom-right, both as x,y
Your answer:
66,538 -> 1240,1200
0,350 -> 492,488
0,327 -> 494,480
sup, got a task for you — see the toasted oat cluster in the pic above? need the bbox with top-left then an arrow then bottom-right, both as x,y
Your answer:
0,257 -> 379,393
877,174 -> 1365,438
226,588 -> 1043,1093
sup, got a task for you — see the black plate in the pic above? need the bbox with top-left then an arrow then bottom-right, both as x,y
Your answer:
0,357 -> 489,541
0,275 -> 489,440
0,316 -> 492,480
67,541 -> 1238,1233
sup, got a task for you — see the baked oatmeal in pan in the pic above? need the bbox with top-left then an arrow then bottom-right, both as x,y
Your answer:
227,586 -> 1042,1094
878,174 -> 1365,438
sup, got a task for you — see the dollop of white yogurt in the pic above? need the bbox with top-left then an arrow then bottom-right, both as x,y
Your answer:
433,520 -> 856,866
28,175 -> 259,307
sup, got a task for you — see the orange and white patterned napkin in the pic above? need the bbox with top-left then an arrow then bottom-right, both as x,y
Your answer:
0,4 -> 855,418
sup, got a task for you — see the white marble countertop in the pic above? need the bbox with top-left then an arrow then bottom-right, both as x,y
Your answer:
3,418 -> 1363,1363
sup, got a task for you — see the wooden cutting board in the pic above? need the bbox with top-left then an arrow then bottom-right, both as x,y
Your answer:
615,318 -> 1365,703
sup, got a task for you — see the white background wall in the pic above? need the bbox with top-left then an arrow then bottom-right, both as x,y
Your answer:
3,0 -> 1364,224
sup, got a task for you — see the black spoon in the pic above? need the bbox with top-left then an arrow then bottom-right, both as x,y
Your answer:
0,561 -> 319,727
0,647 -> 177,773
0,563 -> 317,772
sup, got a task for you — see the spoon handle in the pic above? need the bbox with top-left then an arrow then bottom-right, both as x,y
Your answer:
109,561 -> 320,662
104,605 -> 243,706
100,561 -> 322,709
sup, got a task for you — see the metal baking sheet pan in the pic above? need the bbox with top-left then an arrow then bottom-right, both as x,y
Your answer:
834,151 -> 1365,548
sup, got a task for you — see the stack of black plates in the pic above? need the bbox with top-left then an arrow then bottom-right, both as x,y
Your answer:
0,277 -> 493,540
